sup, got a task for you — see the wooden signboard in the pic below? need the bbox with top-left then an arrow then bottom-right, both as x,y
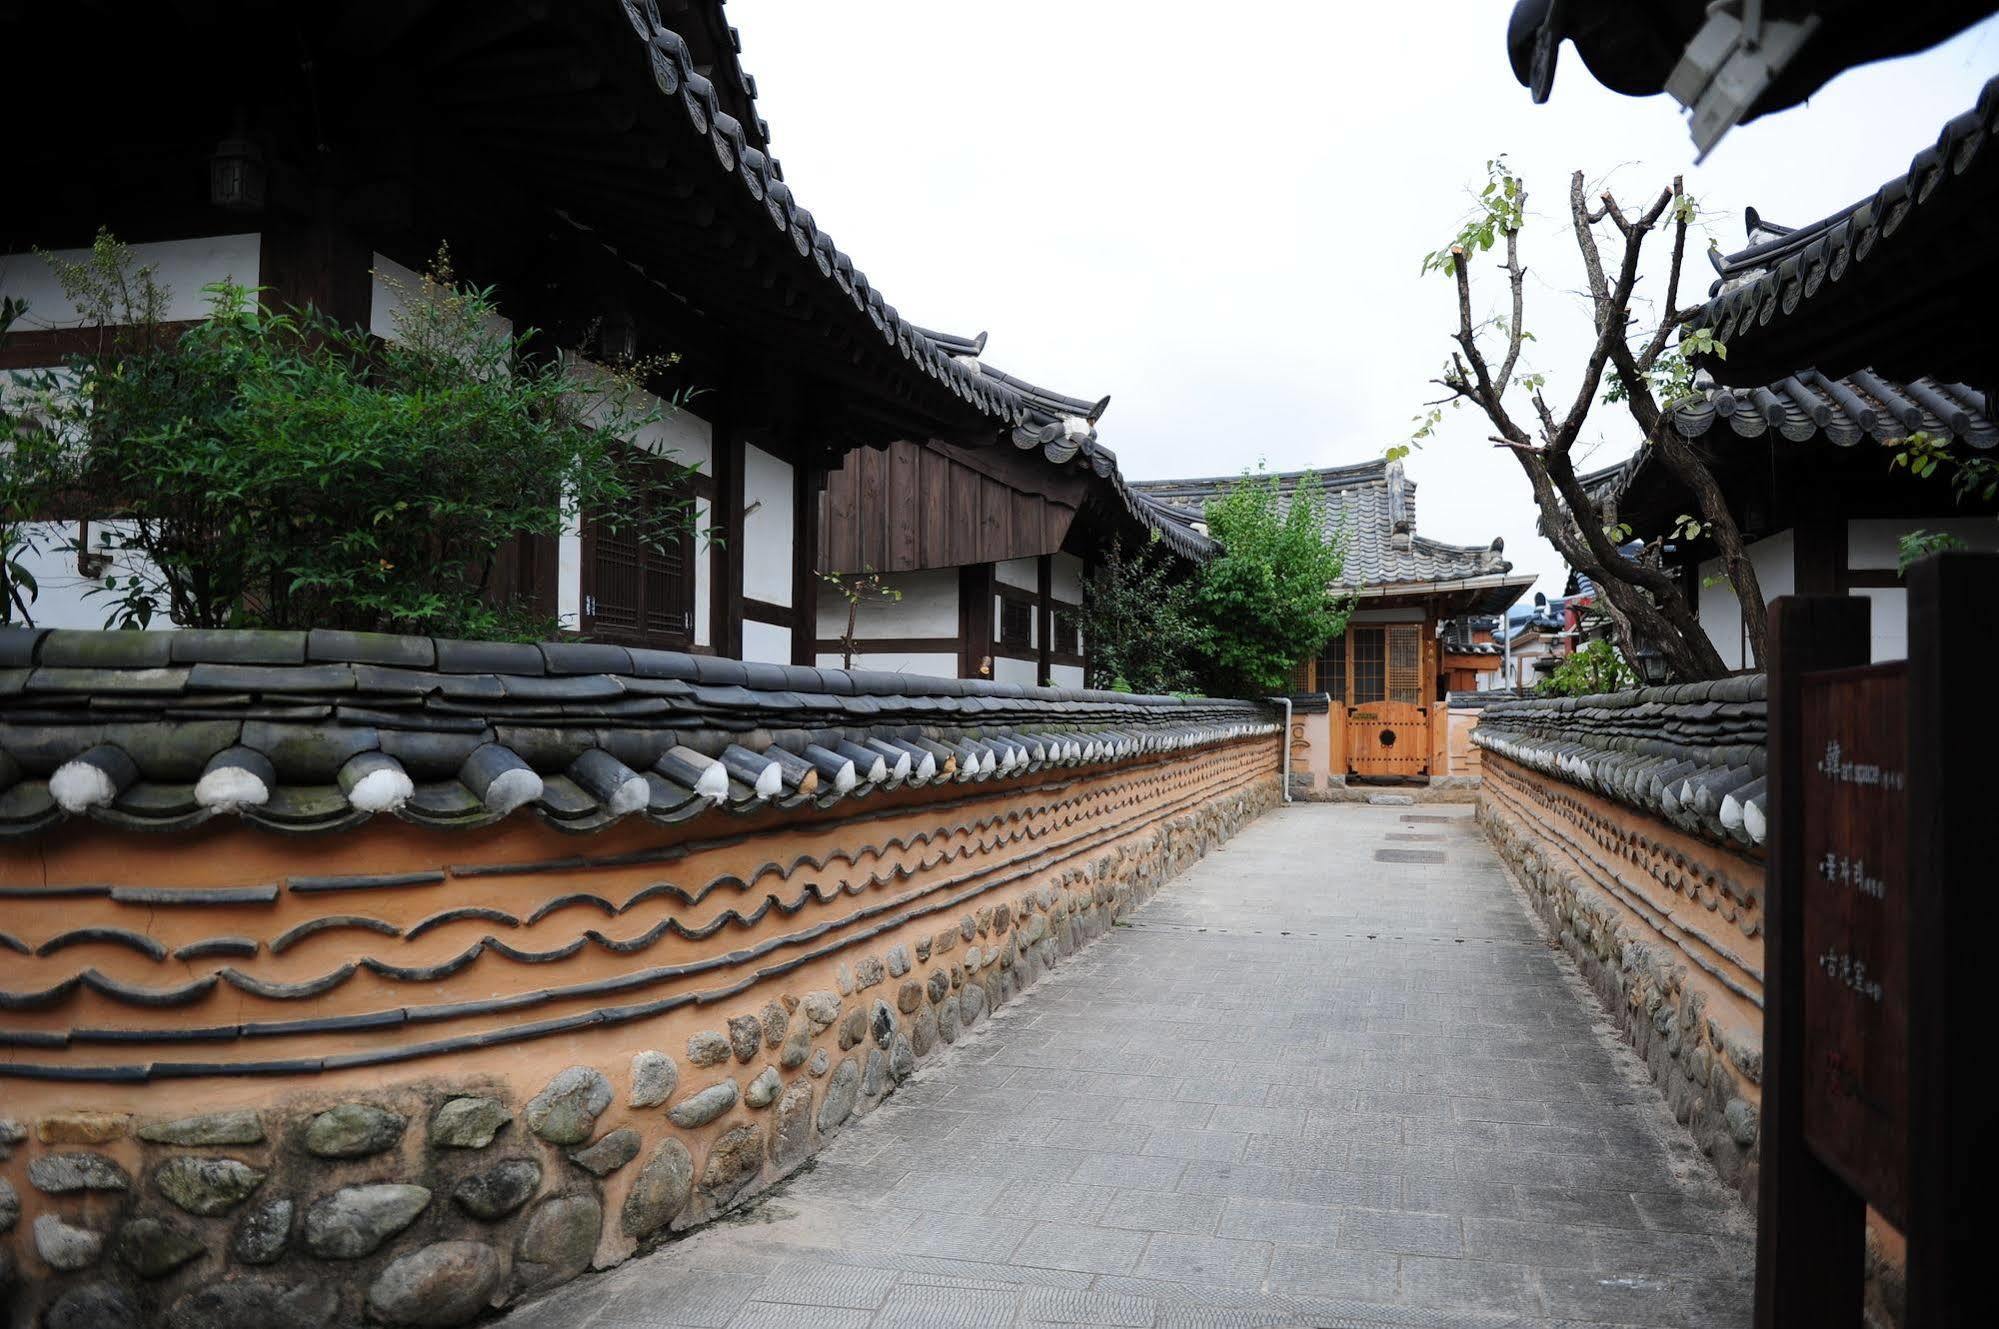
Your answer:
1797,663 -> 1908,1227
1759,555 -> 1997,1328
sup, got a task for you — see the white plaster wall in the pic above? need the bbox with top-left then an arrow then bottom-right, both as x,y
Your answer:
1847,516 -> 1999,570
742,445 -> 794,604
994,655 -> 1040,687
1857,586 -> 1910,663
995,557 -> 1038,592
7,520 -> 166,630
1,235 -> 260,328
1050,552 -> 1084,605
1050,663 -> 1085,690
742,619 -> 791,665
815,651 -> 958,678
1696,529 -> 1795,671
815,569 -> 958,642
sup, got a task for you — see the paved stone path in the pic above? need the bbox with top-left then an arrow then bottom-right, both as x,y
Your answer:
500,803 -> 1753,1329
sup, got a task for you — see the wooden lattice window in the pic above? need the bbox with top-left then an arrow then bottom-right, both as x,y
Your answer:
1388,624 -> 1423,704
1051,606 -> 1081,657
999,597 -> 1033,651
1317,633 -> 1347,704
1351,627 -> 1386,704
582,473 -> 693,648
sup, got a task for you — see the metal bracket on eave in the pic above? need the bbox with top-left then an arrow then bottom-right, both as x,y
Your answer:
1667,5 -> 1822,161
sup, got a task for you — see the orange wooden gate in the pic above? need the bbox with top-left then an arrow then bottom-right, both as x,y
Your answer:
1346,700 -> 1431,777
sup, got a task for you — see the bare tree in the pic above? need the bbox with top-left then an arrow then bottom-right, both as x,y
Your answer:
1419,164 -> 1766,681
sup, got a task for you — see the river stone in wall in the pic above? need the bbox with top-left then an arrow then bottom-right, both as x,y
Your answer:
452,1159 -> 541,1221
568,1128 -> 641,1177
818,1057 -> 860,1132
667,1080 -> 739,1128
155,1156 -> 267,1215
370,1240 -> 506,1327
164,1277 -> 338,1329
621,1138 -> 694,1239
34,1213 -> 104,1270
233,1197 -> 294,1264
303,1103 -> 406,1159
0,1176 -> 16,1232
697,1124 -> 764,1209
44,1281 -> 140,1329
514,1194 -> 600,1295
137,1109 -> 265,1147
115,1216 -> 205,1278
431,1097 -> 510,1149
28,1151 -> 129,1193
769,1081 -> 813,1170
525,1067 -> 613,1146
304,1183 -> 431,1258
629,1052 -> 677,1108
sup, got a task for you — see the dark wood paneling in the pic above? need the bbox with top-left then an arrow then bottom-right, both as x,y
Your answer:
1037,553 -> 1053,686
1757,596 -> 1871,1329
819,439 -> 1080,574
743,596 -> 794,627
1905,553 -> 1999,1325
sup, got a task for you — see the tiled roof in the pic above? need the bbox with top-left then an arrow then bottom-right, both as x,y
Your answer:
1473,674 -> 1769,849
1692,74 -> 1998,392
0,629 -> 1276,840
1668,370 -> 1995,449
601,2 -> 1204,556
1131,460 -> 1518,592
1582,367 -> 1997,515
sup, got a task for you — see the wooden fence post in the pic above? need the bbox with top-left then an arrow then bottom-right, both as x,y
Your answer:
1757,595 -> 1869,1329
1904,553 -> 1999,1325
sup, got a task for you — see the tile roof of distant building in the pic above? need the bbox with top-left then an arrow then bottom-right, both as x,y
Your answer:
1130,461 -> 1528,601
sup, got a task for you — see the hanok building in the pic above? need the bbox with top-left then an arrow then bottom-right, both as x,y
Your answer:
0,0 -> 1189,676
1581,74 -> 1999,668
813,339 -> 1211,688
1135,460 -> 1534,785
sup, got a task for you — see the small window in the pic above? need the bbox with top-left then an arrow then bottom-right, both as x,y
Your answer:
1052,606 -> 1080,655
1351,627 -> 1386,704
1317,634 -> 1347,703
1000,598 -> 1033,651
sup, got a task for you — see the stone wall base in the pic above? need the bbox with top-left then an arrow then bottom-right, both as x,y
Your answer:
1476,780 -> 1762,1205
0,771 -> 1281,1329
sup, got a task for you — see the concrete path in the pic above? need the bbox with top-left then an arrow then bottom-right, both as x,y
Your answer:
500,803 -> 1753,1329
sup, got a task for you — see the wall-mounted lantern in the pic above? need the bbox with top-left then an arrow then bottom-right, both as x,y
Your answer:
1632,642 -> 1669,685
209,124 -> 266,212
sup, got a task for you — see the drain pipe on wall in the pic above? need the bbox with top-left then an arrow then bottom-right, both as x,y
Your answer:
1268,696 -> 1292,803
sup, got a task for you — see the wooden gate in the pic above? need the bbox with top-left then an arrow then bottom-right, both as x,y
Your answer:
1346,700 -> 1430,777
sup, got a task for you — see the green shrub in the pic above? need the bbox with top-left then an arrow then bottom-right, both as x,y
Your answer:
5,233 -> 696,637
1191,469 -> 1350,696
1538,638 -> 1636,697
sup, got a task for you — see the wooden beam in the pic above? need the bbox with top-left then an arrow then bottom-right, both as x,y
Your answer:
711,421 -> 746,659
957,562 -> 993,680
1036,553 -> 1053,687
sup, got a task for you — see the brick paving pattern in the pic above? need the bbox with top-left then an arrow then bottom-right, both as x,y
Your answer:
499,803 -> 1753,1328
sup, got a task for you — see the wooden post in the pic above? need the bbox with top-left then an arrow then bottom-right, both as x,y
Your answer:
1757,595 -> 1870,1329
711,425 -> 745,660
1036,554 -> 1053,686
1904,553 -> 1998,1325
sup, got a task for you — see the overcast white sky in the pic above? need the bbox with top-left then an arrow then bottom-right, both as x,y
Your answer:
733,1 -> 1998,598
